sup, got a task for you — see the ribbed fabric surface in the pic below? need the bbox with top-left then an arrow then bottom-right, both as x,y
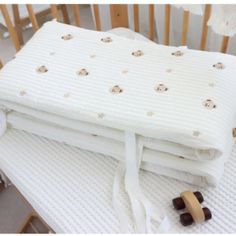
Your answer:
0,129 -> 235,233
0,21 -> 236,156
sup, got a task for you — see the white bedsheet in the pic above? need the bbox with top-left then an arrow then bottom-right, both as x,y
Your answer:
0,129 -> 235,233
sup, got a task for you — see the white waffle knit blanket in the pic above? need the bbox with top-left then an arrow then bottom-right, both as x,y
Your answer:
0,21 -> 236,232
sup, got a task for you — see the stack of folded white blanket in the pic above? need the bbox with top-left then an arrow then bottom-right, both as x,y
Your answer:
0,21 -> 236,232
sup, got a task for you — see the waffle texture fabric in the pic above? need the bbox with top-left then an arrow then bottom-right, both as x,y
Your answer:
0,129 -> 235,233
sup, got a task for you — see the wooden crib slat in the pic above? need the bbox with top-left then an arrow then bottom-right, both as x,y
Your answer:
181,10 -> 190,45
0,4 -> 21,51
26,5 -> 39,32
61,4 -> 70,24
200,4 -> 211,51
149,4 -> 155,41
110,5 -> 129,28
164,4 -> 171,45
220,36 -> 229,53
50,4 -> 59,21
133,4 -> 139,32
0,60 -> 3,69
12,5 -> 24,45
93,4 -> 101,30
72,5 -> 81,27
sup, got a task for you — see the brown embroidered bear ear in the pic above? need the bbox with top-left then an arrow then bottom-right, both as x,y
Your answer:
110,85 -> 123,94
36,65 -> 48,73
61,34 -> 73,40
77,68 -> 89,76
171,50 -> 184,56
213,62 -> 225,70
202,99 -> 217,110
132,50 -> 144,57
101,37 -> 112,43
155,84 -> 168,93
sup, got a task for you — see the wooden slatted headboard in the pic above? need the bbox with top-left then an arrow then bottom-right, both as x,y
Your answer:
0,3 -> 232,67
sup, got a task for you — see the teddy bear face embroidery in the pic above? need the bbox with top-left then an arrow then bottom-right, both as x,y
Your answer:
36,66 -> 48,73
19,90 -> 27,96
132,50 -> 144,57
213,62 -> 225,70
171,51 -> 184,56
155,84 -> 168,93
202,99 -> 217,110
101,37 -> 112,43
77,69 -> 89,76
110,85 -> 123,94
61,34 -> 73,40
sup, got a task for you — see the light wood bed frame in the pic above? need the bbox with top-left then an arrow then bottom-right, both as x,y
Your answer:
0,4 -> 69,50
0,4 -> 231,67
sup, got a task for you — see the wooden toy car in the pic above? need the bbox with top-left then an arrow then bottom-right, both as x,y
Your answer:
172,191 -> 212,226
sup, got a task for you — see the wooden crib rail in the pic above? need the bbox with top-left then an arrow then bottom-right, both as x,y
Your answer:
72,5 -> 81,27
93,4 -> 156,41
26,4 -> 70,32
0,4 -> 21,51
133,4 -> 139,32
164,4 -> 230,53
0,4 -> 233,54
200,4 -> 211,51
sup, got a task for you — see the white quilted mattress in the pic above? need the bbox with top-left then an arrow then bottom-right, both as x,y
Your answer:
0,129 -> 235,233
1,21 -> 236,187
1,22 -> 236,232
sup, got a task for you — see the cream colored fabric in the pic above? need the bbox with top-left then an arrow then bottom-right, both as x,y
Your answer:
208,5 -> 236,37
0,20 -> 236,234
0,21 -> 235,162
0,21 -> 236,187
0,129 -> 236,233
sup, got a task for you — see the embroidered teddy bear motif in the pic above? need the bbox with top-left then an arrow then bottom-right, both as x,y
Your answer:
36,66 -> 48,73
101,37 -> 112,43
110,85 -> 123,94
61,34 -> 73,40
213,62 -> 225,69
132,50 -> 144,57
155,84 -> 168,93
171,51 -> 184,56
202,99 -> 217,110
19,90 -> 27,96
232,128 -> 236,138
77,68 -> 89,76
